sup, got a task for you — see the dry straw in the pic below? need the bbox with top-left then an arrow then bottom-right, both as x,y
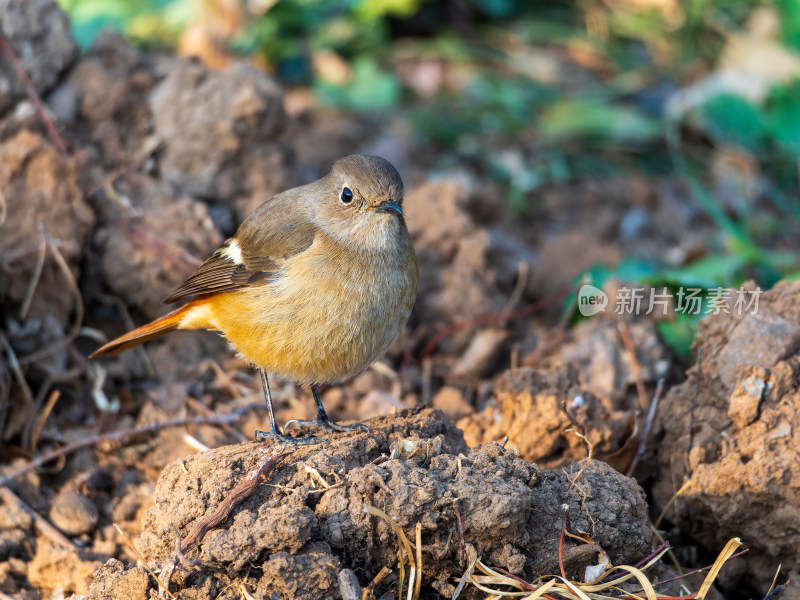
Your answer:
458,537 -> 743,600
363,505 -> 744,600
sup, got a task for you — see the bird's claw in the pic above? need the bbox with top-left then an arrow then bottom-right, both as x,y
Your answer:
285,416 -> 369,435
254,429 -> 324,446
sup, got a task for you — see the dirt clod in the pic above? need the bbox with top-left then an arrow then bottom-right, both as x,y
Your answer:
0,0 -> 78,115
27,543 -> 100,595
49,490 -> 99,537
459,364 -> 633,467
149,59 -> 291,211
84,558 -> 151,600
652,280 -> 800,594
66,32 -> 154,166
727,367 -> 766,427
535,317 -> 671,404
431,385 -> 473,421
254,551 -> 341,600
0,129 -> 94,322
404,182 -> 507,325
94,173 -> 222,318
81,409 -> 655,600
0,504 -> 28,561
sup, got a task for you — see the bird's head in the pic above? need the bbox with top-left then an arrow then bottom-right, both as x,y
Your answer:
313,154 -> 409,254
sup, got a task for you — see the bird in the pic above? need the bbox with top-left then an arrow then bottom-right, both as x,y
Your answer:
91,155 -> 419,445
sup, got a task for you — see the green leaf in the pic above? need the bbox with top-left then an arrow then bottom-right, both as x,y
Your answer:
539,99 -> 661,143
612,257 -> 659,283
57,0 -> 186,48
57,0 -> 131,48
776,0 -> 800,52
700,93 -> 766,151
766,79 -> 800,156
563,264 -> 612,319
354,0 -> 425,20
314,56 -> 400,111
657,314 -> 696,360
659,254 -> 745,288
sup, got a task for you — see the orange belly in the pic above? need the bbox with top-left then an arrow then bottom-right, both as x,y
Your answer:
176,241 -> 418,384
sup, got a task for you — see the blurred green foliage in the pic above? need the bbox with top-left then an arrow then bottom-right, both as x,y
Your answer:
57,0 -> 800,358
776,0 -> 800,50
57,0 -> 190,48
314,56 -> 401,110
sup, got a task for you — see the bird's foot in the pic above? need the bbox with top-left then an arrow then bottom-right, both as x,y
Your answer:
285,415 -> 369,435
254,428 -> 324,446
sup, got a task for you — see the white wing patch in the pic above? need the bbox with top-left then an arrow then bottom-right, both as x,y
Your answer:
220,239 -> 243,264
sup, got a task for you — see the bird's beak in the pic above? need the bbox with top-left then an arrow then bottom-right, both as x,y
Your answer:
376,201 -> 403,216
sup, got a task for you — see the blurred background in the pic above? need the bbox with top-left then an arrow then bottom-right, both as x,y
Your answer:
2,0 -> 800,598
57,0 -> 800,358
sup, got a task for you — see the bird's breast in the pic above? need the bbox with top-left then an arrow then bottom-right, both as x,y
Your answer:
209,234 -> 417,384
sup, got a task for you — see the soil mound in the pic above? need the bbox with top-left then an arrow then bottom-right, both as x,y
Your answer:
85,409 -> 652,600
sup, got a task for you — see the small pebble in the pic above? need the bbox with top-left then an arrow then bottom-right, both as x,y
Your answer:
50,491 -> 99,536
728,371 -> 766,428
432,386 -> 474,421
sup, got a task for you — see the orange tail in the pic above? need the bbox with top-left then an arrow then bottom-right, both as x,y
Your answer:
90,300 -> 200,358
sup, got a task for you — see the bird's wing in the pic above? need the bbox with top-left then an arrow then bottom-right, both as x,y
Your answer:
162,190 -> 316,304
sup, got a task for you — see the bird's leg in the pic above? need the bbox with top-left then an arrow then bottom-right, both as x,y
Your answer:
285,384 -> 370,434
254,370 -> 322,445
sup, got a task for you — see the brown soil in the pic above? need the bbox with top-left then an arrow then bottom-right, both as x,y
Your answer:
149,58 -> 292,220
0,0 -> 77,115
84,408 -> 651,600
0,1 -> 792,599
0,129 -> 93,325
651,280 -> 800,598
459,315 -> 672,468
94,173 -> 223,319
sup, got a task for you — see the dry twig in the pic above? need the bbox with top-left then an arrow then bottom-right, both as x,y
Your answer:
0,333 -> 34,438
560,398 -> 593,459
19,231 -> 84,366
499,261 -> 530,316
114,523 -> 176,599
0,403 -> 263,486
618,323 -> 649,411
0,33 -> 68,155
452,498 -> 466,559
19,235 -> 47,320
364,505 -> 423,600
419,284 -> 572,363
763,578 -> 791,600
627,378 -> 665,476
364,566 -> 392,600
179,452 -> 289,554
0,486 -> 77,553
186,397 -> 248,443
27,388 -> 61,452
460,536 -> 745,600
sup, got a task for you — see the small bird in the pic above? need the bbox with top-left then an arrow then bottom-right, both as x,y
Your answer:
91,155 -> 418,444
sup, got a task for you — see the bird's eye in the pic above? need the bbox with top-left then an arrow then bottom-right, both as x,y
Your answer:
340,187 -> 354,204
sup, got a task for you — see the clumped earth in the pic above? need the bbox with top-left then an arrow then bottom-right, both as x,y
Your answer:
0,1 -> 795,599
90,409 -> 652,600
651,281 -> 800,599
